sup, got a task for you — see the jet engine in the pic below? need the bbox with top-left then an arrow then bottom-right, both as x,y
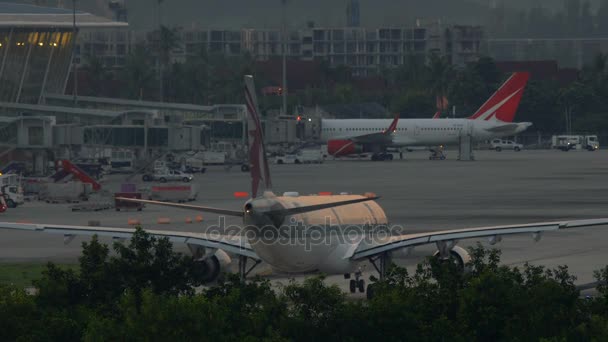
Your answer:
432,246 -> 471,270
194,249 -> 232,283
327,139 -> 363,156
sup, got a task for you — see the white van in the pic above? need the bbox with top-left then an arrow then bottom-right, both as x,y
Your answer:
275,149 -> 324,164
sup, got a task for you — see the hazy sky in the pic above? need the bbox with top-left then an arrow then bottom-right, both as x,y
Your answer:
6,0 -> 604,29
126,0 -> 508,30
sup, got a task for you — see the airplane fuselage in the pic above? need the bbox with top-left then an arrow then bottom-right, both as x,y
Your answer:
244,194 -> 388,274
320,118 -> 532,147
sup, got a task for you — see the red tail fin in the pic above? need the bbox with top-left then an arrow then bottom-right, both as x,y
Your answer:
383,114 -> 399,134
432,111 -> 441,119
468,72 -> 530,122
244,75 -> 272,198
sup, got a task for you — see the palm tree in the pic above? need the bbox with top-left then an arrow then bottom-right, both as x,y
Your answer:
427,53 -> 453,113
123,45 -> 155,100
83,55 -> 108,96
154,25 -> 182,102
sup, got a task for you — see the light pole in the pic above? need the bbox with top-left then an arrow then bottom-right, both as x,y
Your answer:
72,0 -> 77,105
281,0 -> 288,115
157,0 -> 163,103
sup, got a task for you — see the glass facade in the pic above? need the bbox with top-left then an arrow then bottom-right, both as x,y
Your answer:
0,28 -> 74,104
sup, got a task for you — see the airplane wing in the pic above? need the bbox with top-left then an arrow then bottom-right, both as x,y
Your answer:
348,114 -> 399,144
350,218 -> 608,260
0,222 -> 260,259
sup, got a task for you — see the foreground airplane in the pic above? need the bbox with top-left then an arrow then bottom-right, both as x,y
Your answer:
321,72 -> 533,158
0,75 -> 607,296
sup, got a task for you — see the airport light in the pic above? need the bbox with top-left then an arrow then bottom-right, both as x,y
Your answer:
72,0 -> 78,106
281,0 -> 288,115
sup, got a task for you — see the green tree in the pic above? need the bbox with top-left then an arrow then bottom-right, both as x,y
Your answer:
110,228 -> 203,310
599,0 -> 608,35
427,53 -> 453,111
580,1 -> 595,36
122,45 -> 155,100
82,55 -> 109,96
558,81 -> 595,133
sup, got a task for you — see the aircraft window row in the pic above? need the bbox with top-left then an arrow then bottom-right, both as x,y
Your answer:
321,127 -> 409,132
421,127 -> 459,131
344,128 -> 408,131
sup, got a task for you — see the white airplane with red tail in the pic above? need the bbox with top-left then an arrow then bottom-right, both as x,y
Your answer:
322,72 -> 533,158
0,74 -> 607,297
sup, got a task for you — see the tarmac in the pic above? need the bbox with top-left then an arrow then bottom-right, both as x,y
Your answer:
1,149 -> 608,295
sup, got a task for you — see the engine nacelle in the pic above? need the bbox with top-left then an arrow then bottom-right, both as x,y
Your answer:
195,249 -> 232,283
327,139 -> 363,156
433,245 -> 471,270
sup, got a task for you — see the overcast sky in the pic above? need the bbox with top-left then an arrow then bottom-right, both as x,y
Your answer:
5,0 -> 604,30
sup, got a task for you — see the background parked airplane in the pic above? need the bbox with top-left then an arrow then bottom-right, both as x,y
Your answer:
321,72 -> 532,158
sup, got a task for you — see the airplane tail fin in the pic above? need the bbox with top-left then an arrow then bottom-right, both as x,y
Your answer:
244,75 -> 273,198
432,111 -> 441,119
468,72 -> 530,122
383,114 -> 399,135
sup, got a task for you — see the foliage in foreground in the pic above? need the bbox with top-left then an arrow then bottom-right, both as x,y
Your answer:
2,228 -> 608,341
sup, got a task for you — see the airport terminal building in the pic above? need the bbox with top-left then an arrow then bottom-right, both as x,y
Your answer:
0,3 -> 250,174
0,2 -> 127,104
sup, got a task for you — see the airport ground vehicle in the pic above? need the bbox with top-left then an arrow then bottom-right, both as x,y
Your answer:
201,151 -> 226,165
181,158 -> 206,173
551,135 -> 599,151
142,161 -> 194,182
114,192 -> 144,211
0,192 -> 7,212
148,184 -> 198,202
39,182 -> 93,202
142,169 -> 193,183
274,149 -> 324,164
0,174 -> 24,208
53,160 -> 102,191
490,139 -> 523,152
429,147 -> 446,160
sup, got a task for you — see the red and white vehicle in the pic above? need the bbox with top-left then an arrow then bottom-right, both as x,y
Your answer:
321,72 -> 532,158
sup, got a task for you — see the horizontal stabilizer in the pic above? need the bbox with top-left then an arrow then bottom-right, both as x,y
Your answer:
115,197 -> 244,217
266,196 -> 380,217
484,123 -> 519,132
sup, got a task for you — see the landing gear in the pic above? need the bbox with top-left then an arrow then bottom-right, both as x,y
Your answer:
358,279 -> 365,293
348,269 -> 366,293
237,255 -> 262,281
371,153 -> 393,161
368,252 -> 391,281
365,252 -> 392,299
